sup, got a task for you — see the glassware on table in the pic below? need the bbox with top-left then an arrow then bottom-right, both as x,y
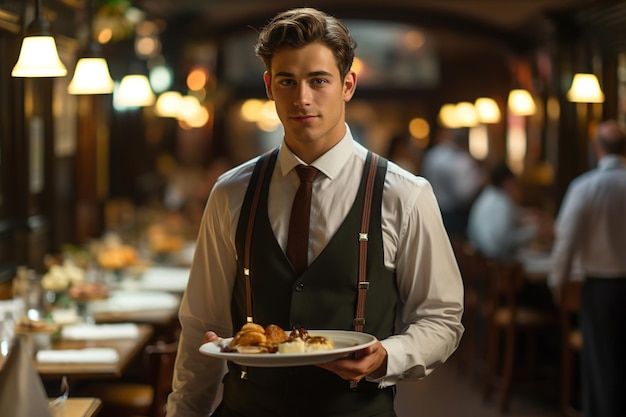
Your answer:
48,376 -> 69,417
0,311 -> 15,357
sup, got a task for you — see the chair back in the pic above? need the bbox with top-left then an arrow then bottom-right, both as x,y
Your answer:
484,259 -> 525,321
145,341 -> 178,417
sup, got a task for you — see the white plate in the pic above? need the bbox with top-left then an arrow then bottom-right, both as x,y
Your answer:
199,330 -> 376,367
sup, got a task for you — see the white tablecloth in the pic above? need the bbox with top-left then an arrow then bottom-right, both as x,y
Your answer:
37,348 -> 119,363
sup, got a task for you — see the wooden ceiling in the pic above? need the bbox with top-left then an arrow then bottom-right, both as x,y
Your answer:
132,0 -> 589,52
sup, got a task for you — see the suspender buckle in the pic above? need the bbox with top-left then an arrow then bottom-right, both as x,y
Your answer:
353,318 -> 366,327
358,282 -> 370,290
359,233 -> 368,241
243,267 -> 250,277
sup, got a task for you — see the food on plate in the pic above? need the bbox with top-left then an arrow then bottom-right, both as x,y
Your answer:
305,336 -> 335,351
265,324 -> 289,345
67,281 -> 109,301
223,323 -> 333,354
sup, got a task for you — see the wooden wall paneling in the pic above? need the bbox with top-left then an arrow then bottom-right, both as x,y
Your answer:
75,95 -> 106,244
52,36 -> 79,251
0,4 -> 22,283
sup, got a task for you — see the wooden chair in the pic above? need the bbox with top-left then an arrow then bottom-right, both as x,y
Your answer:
76,340 -> 178,417
559,280 -> 583,417
482,259 -> 558,413
450,237 -> 488,380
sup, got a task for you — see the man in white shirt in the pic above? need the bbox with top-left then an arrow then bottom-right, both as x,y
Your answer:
549,120 -> 626,417
166,8 -> 464,417
421,127 -> 485,238
467,161 -> 542,261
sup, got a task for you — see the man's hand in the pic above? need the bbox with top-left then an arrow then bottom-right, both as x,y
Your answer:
202,331 -> 219,344
316,340 -> 387,382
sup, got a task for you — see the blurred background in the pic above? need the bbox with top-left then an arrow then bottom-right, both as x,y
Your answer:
2,0 -> 622,274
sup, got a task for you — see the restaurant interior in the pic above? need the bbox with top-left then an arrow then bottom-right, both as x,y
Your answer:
0,0 -> 625,416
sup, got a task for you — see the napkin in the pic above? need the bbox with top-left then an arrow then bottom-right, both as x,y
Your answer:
61,323 -> 139,340
139,266 -> 190,292
0,335 -> 52,417
36,347 -> 119,363
90,291 -> 179,313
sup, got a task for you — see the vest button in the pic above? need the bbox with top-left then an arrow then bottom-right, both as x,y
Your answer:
295,283 -> 304,292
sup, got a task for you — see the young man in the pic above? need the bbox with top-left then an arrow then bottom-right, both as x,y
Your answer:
549,120 -> 626,417
166,8 -> 463,417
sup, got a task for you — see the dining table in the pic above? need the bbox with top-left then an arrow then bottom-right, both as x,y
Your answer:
6,323 -> 155,382
49,397 -> 102,417
516,247 -> 584,284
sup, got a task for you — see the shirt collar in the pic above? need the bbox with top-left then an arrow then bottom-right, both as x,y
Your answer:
278,124 -> 355,180
598,154 -> 626,171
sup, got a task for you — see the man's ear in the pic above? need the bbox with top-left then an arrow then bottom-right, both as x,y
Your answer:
343,71 -> 357,102
263,72 -> 273,100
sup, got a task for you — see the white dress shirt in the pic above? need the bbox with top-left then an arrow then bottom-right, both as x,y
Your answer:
549,155 -> 626,288
166,126 -> 464,417
420,142 -> 484,212
467,185 -> 537,260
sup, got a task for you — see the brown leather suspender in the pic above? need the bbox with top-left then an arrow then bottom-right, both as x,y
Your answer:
243,148 -> 276,324
354,152 -> 379,333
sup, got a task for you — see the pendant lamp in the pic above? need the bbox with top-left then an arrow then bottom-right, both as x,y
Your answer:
68,0 -> 114,94
508,89 -> 536,116
567,73 -> 605,103
474,97 -> 501,123
116,74 -> 155,107
12,0 -> 67,77
68,58 -> 114,94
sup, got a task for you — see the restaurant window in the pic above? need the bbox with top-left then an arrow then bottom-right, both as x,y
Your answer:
221,20 -> 440,90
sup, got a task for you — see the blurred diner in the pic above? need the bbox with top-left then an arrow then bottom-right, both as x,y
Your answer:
549,119 -> 626,417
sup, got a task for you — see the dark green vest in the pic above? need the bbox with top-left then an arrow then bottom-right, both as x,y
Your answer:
220,150 -> 398,417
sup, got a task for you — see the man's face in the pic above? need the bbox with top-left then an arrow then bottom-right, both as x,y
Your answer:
264,42 -> 356,160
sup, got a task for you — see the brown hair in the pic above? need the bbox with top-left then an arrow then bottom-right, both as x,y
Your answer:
254,8 -> 356,80
596,120 -> 626,155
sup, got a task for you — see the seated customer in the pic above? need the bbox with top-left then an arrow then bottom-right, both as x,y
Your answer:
467,160 -> 551,260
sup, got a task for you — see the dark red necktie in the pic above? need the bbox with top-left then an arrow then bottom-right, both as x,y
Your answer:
286,165 -> 319,274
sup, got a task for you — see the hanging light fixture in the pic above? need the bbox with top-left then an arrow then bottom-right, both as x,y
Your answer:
508,89 -> 536,116
474,97 -> 501,123
68,0 -> 114,94
155,91 -> 182,117
115,74 -> 155,107
68,58 -> 114,94
567,73 -> 605,103
12,0 -> 67,77
455,102 -> 478,127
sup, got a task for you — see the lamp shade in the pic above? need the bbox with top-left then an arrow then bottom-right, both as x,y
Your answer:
567,73 -> 605,103
508,89 -> 536,116
474,97 -> 501,123
155,91 -> 182,117
455,102 -> 478,127
438,103 -> 460,128
12,35 -> 67,77
68,58 -> 114,94
116,74 -> 155,107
